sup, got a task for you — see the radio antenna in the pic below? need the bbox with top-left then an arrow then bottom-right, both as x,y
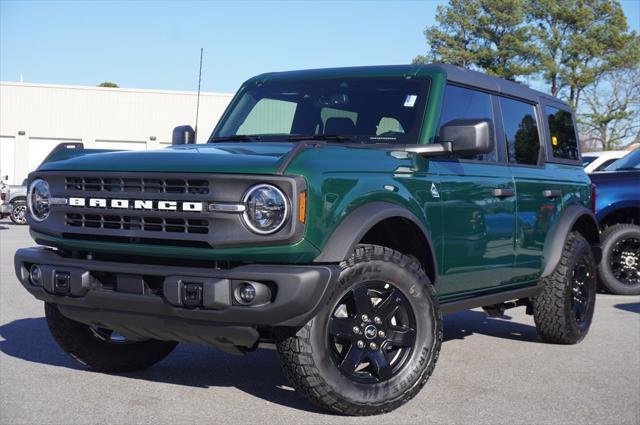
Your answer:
194,47 -> 203,142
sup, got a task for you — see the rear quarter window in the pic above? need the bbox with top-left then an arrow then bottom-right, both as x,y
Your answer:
546,106 -> 579,161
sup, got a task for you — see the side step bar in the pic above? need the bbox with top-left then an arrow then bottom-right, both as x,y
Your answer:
440,285 -> 542,315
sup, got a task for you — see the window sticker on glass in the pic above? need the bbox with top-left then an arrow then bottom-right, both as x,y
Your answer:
404,94 -> 417,108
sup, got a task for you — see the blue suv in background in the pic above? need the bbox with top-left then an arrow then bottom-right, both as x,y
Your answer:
590,148 -> 640,295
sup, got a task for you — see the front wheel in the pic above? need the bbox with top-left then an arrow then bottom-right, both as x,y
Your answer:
10,201 -> 27,225
277,245 -> 442,416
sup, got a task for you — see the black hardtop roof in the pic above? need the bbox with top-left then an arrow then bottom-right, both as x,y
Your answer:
428,64 -> 568,107
250,63 -> 570,109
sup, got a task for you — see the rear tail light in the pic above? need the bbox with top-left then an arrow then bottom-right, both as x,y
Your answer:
0,192 -> 5,201
591,183 -> 597,214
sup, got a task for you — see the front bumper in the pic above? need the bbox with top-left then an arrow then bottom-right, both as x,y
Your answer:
15,247 -> 339,352
0,202 -> 11,214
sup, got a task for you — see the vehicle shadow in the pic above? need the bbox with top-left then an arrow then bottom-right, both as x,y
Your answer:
443,309 -> 540,342
614,302 -> 640,314
1,311 -> 539,412
0,317 -> 323,413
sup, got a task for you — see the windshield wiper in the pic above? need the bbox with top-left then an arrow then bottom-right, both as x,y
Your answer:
288,134 -> 355,142
208,135 -> 262,143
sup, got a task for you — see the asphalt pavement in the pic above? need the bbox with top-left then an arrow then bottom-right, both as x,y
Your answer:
1,219 -> 639,425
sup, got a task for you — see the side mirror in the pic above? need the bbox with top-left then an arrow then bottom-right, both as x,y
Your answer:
405,119 -> 492,158
441,119 -> 492,156
172,125 -> 196,145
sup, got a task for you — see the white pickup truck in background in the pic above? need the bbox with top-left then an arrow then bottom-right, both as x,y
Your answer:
0,176 -> 27,225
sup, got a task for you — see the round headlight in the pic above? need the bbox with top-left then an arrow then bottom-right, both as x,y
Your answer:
242,184 -> 289,234
27,179 -> 51,222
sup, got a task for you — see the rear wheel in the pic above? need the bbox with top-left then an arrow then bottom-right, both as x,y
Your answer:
10,200 -> 27,225
533,232 -> 597,344
598,224 -> 640,295
277,245 -> 442,415
45,302 -> 177,372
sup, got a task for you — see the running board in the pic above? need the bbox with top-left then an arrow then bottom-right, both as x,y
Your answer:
440,285 -> 542,315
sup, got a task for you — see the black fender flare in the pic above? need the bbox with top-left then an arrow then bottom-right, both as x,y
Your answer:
313,201 -> 438,276
542,204 -> 601,278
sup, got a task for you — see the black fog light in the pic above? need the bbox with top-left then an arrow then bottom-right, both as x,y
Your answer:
233,281 -> 272,306
236,282 -> 256,304
29,264 -> 43,286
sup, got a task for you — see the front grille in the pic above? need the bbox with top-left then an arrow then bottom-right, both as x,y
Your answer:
65,177 -> 209,195
66,213 -> 209,234
32,171 -> 301,249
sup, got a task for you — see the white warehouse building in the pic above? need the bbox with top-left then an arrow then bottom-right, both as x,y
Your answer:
0,82 -> 234,185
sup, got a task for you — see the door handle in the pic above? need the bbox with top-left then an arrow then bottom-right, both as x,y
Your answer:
493,188 -> 515,198
542,189 -> 562,199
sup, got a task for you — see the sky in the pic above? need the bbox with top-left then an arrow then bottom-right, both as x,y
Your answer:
1,0 -> 639,94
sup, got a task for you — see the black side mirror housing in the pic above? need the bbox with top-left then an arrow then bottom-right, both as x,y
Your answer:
405,119 -> 492,158
172,125 -> 196,145
441,119 -> 492,156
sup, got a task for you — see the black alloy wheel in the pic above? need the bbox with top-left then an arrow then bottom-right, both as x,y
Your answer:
533,231 -> 597,344
276,245 -> 442,415
327,282 -> 417,383
609,237 -> 640,287
570,259 -> 592,330
598,224 -> 640,295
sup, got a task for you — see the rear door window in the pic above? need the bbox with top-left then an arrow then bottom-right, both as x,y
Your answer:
546,106 -> 579,161
500,98 -> 540,166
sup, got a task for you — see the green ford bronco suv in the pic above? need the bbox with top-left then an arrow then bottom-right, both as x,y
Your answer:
15,64 -> 601,415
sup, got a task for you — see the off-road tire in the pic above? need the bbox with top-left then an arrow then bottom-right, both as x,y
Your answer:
10,200 -> 27,225
45,302 -> 178,372
598,224 -> 640,295
276,244 -> 442,416
532,232 -> 597,344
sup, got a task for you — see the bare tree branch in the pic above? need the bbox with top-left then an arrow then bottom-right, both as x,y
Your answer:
578,67 -> 640,151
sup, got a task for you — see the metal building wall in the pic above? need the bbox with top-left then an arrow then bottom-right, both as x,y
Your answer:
0,82 -> 233,184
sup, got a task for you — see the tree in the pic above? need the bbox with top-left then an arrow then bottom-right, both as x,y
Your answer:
526,0 -> 578,97
580,67 -> 640,151
416,0 -> 640,109
529,0 -> 640,109
414,0 -> 538,81
98,82 -> 119,88
413,0 -> 481,68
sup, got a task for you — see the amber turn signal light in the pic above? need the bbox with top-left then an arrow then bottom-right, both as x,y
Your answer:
298,191 -> 307,223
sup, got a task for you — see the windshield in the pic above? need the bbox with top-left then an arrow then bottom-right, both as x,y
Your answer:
604,149 -> 639,171
211,77 -> 429,144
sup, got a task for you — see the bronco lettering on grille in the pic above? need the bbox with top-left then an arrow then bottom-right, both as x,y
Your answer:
68,197 -> 203,212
